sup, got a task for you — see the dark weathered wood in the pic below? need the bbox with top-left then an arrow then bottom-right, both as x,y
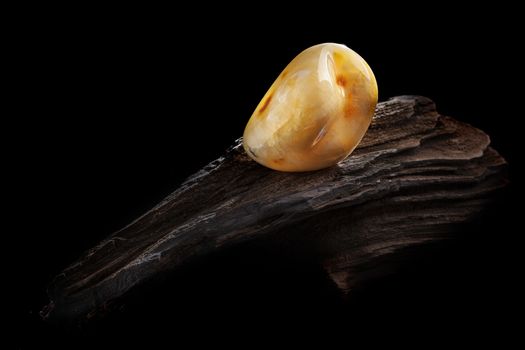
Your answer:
41,96 -> 507,323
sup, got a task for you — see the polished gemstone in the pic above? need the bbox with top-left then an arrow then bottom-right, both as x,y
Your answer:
243,43 -> 378,172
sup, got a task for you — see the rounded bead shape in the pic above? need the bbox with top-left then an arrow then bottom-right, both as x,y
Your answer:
243,43 -> 378,172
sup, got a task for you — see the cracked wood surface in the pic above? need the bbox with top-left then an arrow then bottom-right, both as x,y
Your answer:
42,95 -> 507,323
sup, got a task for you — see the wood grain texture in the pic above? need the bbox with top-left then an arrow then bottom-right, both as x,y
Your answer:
42,96 -> 507,323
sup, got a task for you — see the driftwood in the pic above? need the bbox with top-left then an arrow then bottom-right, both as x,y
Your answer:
42,96 -> 507,324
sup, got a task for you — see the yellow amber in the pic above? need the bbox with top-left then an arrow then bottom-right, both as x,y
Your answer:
243,43 -> 378,172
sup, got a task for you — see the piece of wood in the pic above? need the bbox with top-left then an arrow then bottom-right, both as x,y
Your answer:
41,96 -> 507,324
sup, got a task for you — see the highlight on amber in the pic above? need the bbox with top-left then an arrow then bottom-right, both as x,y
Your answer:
243,43 -> 378,172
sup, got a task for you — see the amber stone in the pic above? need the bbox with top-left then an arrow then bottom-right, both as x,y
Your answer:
243,43 -> 378,172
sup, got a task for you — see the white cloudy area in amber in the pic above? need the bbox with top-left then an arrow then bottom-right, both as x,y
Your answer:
243,43 -> 378,172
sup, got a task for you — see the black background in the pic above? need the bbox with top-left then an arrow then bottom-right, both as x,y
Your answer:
16,6 -> 521,348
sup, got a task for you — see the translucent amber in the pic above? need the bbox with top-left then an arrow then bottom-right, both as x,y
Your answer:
243,43 -> 378,172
